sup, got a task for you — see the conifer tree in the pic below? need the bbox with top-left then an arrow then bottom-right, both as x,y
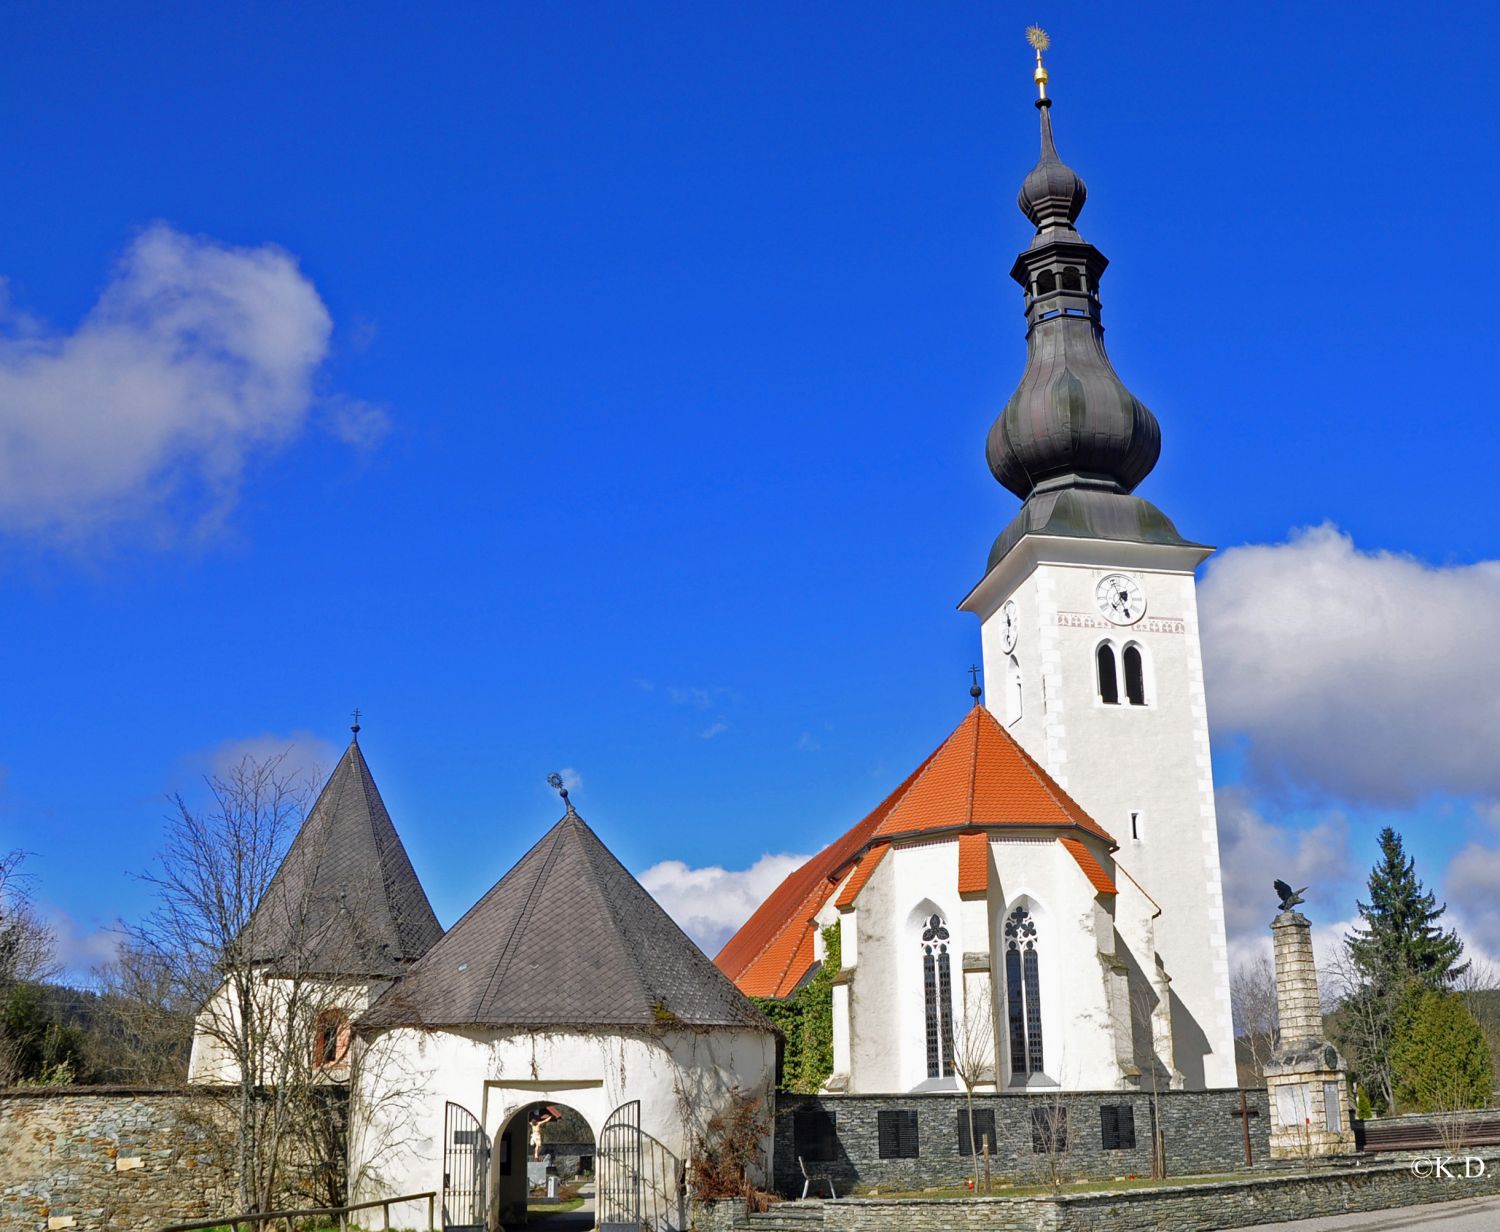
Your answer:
1346,828 -> 1466,987
1390,987 -> 1493,1114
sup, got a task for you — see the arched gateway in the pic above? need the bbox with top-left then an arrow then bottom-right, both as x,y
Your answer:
352,797 -> 777,1231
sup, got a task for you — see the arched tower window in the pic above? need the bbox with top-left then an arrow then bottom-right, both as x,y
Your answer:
1004,906 -> 1044,1076
1006,655 -> 1023,725
1096,642 -> 1120,705
1123,644 -> 1146,706
1060,266 -> 1082,292
1036,269 -> 1057,296
921,914 -> 956,1079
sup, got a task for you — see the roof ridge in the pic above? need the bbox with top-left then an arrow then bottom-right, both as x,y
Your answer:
571,817 -> 667,1014
965,707 -> 981,826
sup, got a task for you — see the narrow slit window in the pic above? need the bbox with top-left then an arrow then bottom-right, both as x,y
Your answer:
1123,644 -> 1146,706
1130,811 -> 1141,842
1097,643 -> 1119,705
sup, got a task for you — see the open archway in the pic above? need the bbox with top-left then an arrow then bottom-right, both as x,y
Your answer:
492,1101 -> 597,1230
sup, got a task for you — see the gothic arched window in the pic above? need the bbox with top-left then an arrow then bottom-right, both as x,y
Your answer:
1123,644 -> 1146,706
1096,642 -> 1120,706
1004,906 -> 1044,1077
921,913 -> 956,1079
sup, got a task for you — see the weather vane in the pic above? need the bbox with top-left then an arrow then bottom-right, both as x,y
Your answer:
1026,26 -> 1051,101
547,772 -> 573,812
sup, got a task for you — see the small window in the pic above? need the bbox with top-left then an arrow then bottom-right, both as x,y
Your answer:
1123,644 -> 1146,706
1060,266 -> 1082,292
877,1110 -> 919,1159
957,1108 -> 997,1157
1036,270 -> 1057,296
313,1008 -> 348,1067
1129,811 -> 1142,842
1100,1104 -> 1136,1150
794,1107 -> 838,1163
1096,643 -> 1119,705
1030,1106 -> 1068,1154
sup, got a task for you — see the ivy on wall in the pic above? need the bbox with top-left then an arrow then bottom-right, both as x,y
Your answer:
753,924 -> 840,1093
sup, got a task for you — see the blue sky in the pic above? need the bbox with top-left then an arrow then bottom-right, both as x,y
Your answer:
1,3 -> 1498,980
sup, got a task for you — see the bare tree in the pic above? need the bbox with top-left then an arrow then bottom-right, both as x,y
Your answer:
1325,945 -> 1399,1113
86,941 -> 200,1084
949,993 -> 995,1193
124,752 -> 368,1213
0,850 -> 60,1084
1230,953 -> 1279,1084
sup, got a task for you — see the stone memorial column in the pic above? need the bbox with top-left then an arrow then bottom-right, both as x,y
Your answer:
1264,902 -> 1357,1158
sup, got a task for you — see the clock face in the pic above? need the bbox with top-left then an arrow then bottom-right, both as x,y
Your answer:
1096,573 -> 1146,625
999,599 -> 1019,653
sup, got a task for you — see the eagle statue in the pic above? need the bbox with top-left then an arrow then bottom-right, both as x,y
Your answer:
1274,879 -> 1307,912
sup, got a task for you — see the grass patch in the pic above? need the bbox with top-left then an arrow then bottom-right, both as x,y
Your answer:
527,1196 -> 585,1221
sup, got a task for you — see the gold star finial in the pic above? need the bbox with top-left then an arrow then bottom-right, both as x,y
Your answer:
1026,26 -> 1051,101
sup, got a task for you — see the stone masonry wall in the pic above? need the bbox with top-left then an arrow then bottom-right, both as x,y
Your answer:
0,1088 -> 236,1232
773,1089 -> 1270,1196
699,1152 -> 1500,1232
0,1087 -> 342,1232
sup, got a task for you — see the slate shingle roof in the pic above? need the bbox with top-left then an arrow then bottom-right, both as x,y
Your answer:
245,738 -> 442,977
360,807 -> 772,1033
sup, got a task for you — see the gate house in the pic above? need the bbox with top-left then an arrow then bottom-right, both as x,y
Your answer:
351,798 -> 777,1230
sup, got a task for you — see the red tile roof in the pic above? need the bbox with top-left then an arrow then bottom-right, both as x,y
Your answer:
873,706 -> 1114,843
957,831 -> 989,897
714,706 -> 1114,999
713,756 -> 934,998
1060,837 -> 1117,895
834,844 -> 889,911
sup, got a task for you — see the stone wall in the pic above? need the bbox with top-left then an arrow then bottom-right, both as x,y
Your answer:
698,1152 -> 1500,1231
0,1086 -> 342,1232
773,1089 -> 1270,1195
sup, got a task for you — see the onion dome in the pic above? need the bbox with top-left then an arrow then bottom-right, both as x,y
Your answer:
980,36 -> 1196,571
1018,106 -> 1087,231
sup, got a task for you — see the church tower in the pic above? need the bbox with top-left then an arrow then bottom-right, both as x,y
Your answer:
959,37 -> 1237,1087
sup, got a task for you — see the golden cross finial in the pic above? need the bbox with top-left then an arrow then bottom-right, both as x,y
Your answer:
1026,26 -> 1051,101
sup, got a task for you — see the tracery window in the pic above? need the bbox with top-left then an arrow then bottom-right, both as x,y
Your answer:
1004,906 -> 1044,1077
921,913 -> 956,1079
1096,642 -> 1120,705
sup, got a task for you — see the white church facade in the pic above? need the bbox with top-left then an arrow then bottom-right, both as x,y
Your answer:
715,50 -> 1237,1096
188,39 -> 1255,1225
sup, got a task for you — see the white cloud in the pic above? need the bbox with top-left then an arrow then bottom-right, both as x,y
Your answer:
0,224 -> 377,542
1201,525 -> 1500,804
798,731 -> 822,752
558,767 -> 583,794
700,721 -> 730,740
639,852 -> 809,956
42,905 -> 123,981
1445,841 -> 1500,962
1214,784 -> 1354,948
196,730 -> 341,795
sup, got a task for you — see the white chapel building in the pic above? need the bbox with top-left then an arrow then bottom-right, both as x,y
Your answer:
716,68 -> 1237,1095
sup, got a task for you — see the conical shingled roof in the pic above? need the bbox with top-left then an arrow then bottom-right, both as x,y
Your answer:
245,737 -> 442,977
360,807 -> 772,1033
715,705 -> 1114,999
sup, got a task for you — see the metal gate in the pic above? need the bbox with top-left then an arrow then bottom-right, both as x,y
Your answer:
442,1100 -> 488,1231
597,1099 -> 643,1231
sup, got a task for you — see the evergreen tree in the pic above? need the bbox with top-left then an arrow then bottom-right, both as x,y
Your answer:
1346,828 -> 1466,987
1390,987 -> 1493,1114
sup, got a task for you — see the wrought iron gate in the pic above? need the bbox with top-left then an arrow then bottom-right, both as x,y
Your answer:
442,1100 -> 488,1231
597,1099 -> 643,1230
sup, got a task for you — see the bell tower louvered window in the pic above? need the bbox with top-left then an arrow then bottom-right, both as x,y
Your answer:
1004,906 -> 1044,1077
921,913 -> 956,1079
